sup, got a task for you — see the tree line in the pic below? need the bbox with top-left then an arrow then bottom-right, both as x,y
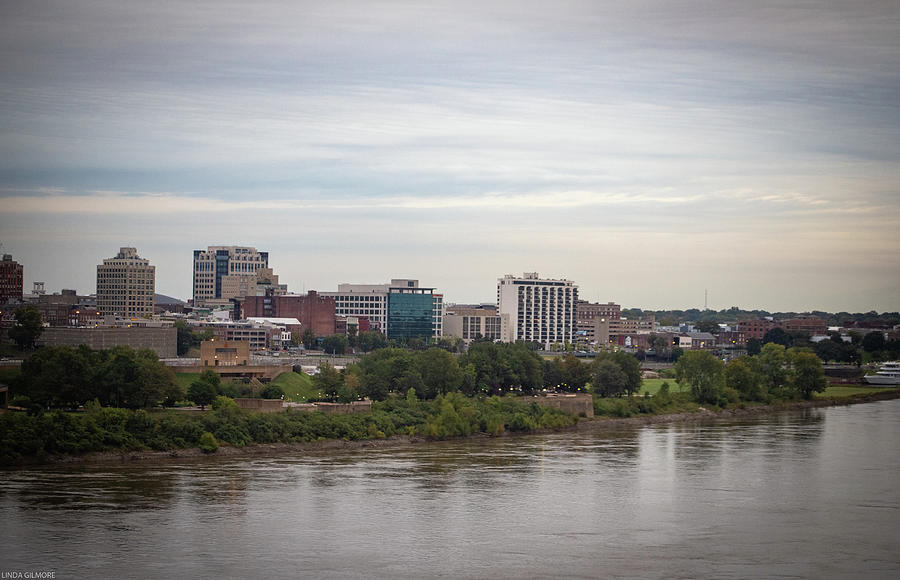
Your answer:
311,341 -> 644,403
675,343 -> 827,405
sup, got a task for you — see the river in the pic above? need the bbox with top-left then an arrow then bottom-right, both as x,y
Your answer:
2,400 -> 899,579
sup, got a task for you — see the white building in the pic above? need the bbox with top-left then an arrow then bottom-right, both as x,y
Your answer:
192,246 -> 270,307
321,279 -> 443,339
96,247 -> 155,318
497,272 -> 578,349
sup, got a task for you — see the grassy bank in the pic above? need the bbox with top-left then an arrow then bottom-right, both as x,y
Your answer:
0,393 -> 578,466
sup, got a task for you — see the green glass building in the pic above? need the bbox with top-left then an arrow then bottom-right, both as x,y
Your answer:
387,289 -> 435,340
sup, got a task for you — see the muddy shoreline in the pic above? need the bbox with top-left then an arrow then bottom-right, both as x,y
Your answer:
17,390 -> 900,467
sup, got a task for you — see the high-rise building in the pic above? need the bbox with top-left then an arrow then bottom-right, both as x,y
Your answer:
321,279 -> 443,340
497,272 -> 578,349
96,247 -> 155,318
192,246 -> 269,307
0,254 -> 24,304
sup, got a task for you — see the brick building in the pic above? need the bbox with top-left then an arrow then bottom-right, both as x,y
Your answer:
239,291 -> 336,337
0,254 -> 24,304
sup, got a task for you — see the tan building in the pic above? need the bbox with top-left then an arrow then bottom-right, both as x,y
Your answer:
96,247 -> 155,318
200,339 -> 250,367
192,246 -> 271,307
444,305 -> 508,344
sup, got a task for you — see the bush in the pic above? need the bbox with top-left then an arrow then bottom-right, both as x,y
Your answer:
199,432 -> 218,453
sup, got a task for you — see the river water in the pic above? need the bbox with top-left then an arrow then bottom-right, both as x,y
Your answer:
2,400 -> 899,579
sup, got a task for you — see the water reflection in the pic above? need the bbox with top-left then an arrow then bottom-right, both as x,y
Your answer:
1,401 -> 899,579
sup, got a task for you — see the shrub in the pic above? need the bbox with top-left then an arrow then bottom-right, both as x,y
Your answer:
199,432 -> 218,453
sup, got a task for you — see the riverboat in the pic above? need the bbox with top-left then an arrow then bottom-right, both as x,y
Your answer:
864,361 -> 900,385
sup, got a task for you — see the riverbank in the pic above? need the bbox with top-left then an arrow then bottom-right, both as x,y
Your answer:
15,389 -> 900,467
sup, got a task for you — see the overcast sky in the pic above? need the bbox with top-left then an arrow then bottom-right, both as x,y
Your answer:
1,0 -> 898,312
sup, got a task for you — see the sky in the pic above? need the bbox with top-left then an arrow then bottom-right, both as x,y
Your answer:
1,0 -> 898,313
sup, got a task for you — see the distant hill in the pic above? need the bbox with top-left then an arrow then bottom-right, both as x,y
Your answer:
154,293 -> 186,305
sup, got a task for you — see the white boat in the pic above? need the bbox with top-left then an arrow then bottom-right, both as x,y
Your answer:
864,361 -> 900,385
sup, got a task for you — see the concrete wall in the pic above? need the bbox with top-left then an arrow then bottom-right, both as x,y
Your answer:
37,326 -> 176,358
234,398 -> 284,413
536,393 -> 594,418
285,400 -> 373,414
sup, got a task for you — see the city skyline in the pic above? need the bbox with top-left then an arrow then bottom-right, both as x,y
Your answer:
1,1 -> 898,313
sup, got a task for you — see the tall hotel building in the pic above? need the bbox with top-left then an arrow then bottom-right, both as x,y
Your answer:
193,246 -> 268,307
96,247 -> 155,318
497,272 -> 578,349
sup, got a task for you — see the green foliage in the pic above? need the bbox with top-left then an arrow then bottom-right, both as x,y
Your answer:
758,343 -> 790,398
674,350 -> 725,404
188,371 -> 219,409
322,334 -> 349,355
543,354 -> 592,391
260,384 -> 285,399
302,328 -> 317,350
591,351 -> 642,397
724,357 -> 765,402
0,392 -> 582,464
356,330 -> 388,353
312,362 -> 344,401
15,345 -> 179,409
198,432 -> 218,453
861,331 -> 885,353
174,321 -> 212,356
8,306 -> 44,350
788,349 -> 827,400
459,341 -> 544,395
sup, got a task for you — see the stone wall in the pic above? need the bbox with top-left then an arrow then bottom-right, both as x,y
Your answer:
536,393 -> 594,418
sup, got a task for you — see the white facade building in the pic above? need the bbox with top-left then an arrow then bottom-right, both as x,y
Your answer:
497,272 -> 578,349
96,247 -> 155,318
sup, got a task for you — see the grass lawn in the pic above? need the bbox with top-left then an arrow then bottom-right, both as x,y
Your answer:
174,372 -> 198,392
270,371 -> 322,402
818,385 -> 900,398
639,378 -> 687,395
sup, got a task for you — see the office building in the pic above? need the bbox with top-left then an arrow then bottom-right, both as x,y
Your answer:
192,246 -> 270,307
444,305 -> 507,344
321,279 -> 443,340
96,247 -> 155,318
497,272 -> 578,349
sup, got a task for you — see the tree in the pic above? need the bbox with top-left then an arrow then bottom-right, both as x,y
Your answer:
17,345 -> 96,408
788,349 -> 827,400
591,351 -> 642,397
260,384 -> 284,399
592,359 -> 628,397
725,357 -> 764,402
746,338 -> 762,356
694,320 -> 720,334
356,330 -> 387,353
313,362 -> 343,400
762,327 -> 792,347
322,334 -> 349,355
414,347 -> 462,398
188,370 -> 220,409
674,350 -> 725,404
613,351 -> 642,396
758,342 -> 790,398
302,328 -> 317,350
861,331 -> 886,353
8,306 -> 43,350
